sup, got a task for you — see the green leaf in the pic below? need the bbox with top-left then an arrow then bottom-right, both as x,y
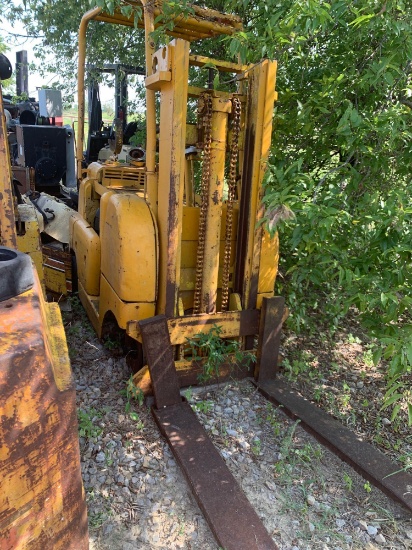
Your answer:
390,403 -> 402,422
381,393 -> 403,410
349,14 -> 374,28
372,348 -> 382,366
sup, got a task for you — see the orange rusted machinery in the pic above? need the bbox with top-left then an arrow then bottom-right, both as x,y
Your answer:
72,2 -> 284,389
0,54 -> 88,549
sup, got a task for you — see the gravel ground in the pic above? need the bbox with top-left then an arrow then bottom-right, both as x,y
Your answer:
63,304 -> 412,550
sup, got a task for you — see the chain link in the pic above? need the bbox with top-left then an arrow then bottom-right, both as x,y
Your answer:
193,92 -> 213,314
221,95 -> 241,311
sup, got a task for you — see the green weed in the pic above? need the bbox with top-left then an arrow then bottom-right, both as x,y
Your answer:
78,408 -> 103,439
187,324 -> 256,383
343,472 -> 353,492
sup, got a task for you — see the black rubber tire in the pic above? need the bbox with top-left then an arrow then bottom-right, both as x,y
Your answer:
0,247 -> 34,302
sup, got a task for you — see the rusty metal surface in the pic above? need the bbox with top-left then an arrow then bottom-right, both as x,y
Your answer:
233,61 -> 278,311
257,379 -> 412,514
153,401 -> 277,550
139,315 -> 181,408
155,40 -> 189,318
134,355 -> 254,396
0,271 -> 89,549
0,86 -> 17,249
11,166 -> 32,194
256,296 -> 285,382
127,309 -> 260,344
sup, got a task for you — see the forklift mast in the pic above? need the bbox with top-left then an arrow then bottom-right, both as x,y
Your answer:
73,1 -> 281,383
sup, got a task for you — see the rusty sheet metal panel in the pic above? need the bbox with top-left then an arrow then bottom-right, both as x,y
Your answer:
258,379 -> 412,514
153,401 -> 277,550
0,262 -> 88,549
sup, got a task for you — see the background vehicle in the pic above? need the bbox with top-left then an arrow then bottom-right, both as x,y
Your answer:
0,53 -> 88,549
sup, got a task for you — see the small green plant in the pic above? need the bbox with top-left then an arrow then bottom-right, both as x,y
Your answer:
88,511 -> 107,529
121,375 -> 144,412
364,481 -> 372,493
183,387 -> 193,401
293,442 -> 322,462
343,472 -> 353,492
67,322 -> 82,337
105,451 -> 114,467
362,349 -> 374,368
187,324 -> 256,383
313,386 -> 322,402
120,375 -> 145,427
193,400 -> 213,414
78,408 -> 103,439
103,336 -> 119,350
339,382 -> 351,408
274,420 -> 300,476
347,333 -> 362,345
265,403 -> 283,436
129,411 -> 144,429
251,438 -> 262,456
283,350 -> 317,381
178,515 -> 186,536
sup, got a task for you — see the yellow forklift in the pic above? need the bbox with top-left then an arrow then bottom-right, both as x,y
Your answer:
0,53 -> 88,549
71,1 -> 283,388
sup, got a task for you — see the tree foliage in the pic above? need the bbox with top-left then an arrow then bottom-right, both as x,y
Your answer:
230,0 -> 412,420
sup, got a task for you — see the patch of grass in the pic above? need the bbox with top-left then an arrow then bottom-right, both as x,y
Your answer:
89,510 -> 110,529
265,402 -> 283,436
67,322 -> 82,338
283,350 -> 318,381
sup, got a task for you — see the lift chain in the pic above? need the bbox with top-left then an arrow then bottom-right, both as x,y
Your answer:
221,95 -> 241,312
193,92 -> 213,314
